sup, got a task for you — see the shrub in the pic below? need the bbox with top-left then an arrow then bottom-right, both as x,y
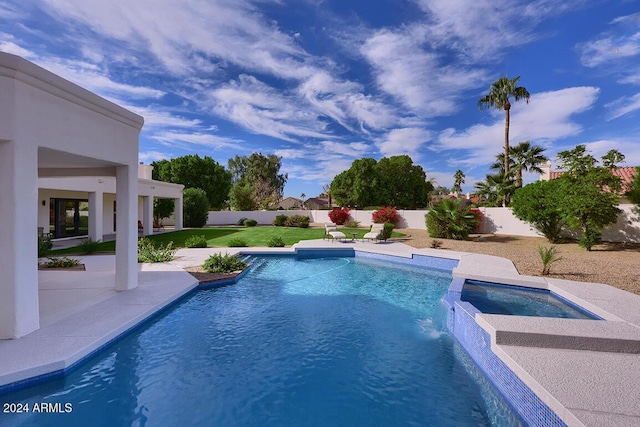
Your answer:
273,214 -> 288,227
38,235 -> 53,258
537,245 -> 562,276
202,253 -> 248,273
185,235 -> 208,248
243,218 -> 258,227
382,223 -> 394,240
372,206 -> 400,226
425,199 -> 477,240
469,208 -> 484,233
237,217 -> 248,226
328,207 -> 350,225
138,237 -> 176,263
227,238 -> 248,247
511,181 -> 565,243
183,187 -> 209,228
78,238 -> 101,254
267,236 -> 285,247
344,220 -> 360,228
41,256 -> 80,268
285,215 -> 310,228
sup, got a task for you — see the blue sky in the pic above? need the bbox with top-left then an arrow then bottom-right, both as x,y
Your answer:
2,1 -> 639,197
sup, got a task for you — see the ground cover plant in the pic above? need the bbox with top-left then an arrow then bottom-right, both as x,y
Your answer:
184,235 -> 208,248
40,256 -> 81,268
138,238 -> 176,263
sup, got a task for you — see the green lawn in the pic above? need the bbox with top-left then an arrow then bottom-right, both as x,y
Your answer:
50,226 -> 405,254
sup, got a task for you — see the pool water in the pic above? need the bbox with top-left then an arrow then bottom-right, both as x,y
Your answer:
1,256 -> 522,426
461,280 -> 599,319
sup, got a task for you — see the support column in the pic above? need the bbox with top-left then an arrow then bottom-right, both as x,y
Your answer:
88,190 -> 104,242
115,164 -> 138,291
0,140 -> 39,338
142,196 -> 153,235
174,196 -> 183,230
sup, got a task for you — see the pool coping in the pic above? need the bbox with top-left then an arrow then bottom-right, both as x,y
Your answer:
1,240 -> 639,426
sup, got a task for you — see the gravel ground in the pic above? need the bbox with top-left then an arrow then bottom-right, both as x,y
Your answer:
397,229 -> 640,295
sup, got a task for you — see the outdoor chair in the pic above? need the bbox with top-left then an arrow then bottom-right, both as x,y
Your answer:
324,222 -> 347,243
363,223 -> 385,243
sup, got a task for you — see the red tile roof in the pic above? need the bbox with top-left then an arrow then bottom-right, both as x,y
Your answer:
548,166 -> 637,192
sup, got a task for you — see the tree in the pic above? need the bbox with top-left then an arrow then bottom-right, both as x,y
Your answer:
478,76 -> 530,181
229,182 -> 256,211
153,198 -> 175,224
228,153 -> 287,209
183,188 -> 209,228
626,167 -> 640,206
555,145 -> 624,250
452,170 -> 465,193
152,155 -> 231,209
491,141 -> 548,188
331,155 -> 433,209
474,173 -> 515,207
511,180 -> 565,243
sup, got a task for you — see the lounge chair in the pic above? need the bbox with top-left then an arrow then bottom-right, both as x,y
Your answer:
363,223 -> 385,243
324,222 -> 346,243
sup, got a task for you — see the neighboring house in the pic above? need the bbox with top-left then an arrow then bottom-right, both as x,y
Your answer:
0,52 -> 181,339
278,197 -> 303,210
305,197 -> 329,210
539,161 -> 638,194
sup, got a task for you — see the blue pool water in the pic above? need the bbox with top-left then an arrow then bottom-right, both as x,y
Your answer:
461,280 -> 599,319
1,256 -> 523,426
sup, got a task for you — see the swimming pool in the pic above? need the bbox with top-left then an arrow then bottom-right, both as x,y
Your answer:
1,256 -> 522,426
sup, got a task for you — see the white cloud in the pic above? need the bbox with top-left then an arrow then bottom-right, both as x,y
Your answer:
435,87 -> 600,165
138,151 -> 170,163
605,92 -> 640,120
578,13 -> 640,68
361,26 -> 487,116
376,127 -> 431,158
151,131 -> 244,151
0,41 -> 33,57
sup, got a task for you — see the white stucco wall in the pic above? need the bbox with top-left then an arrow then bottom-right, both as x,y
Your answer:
206,206 -> 640,243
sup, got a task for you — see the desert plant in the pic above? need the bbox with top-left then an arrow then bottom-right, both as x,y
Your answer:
372,206 -> 400,226
41,256 -> 80,268
381,223 -> 394,241
273,214 -> 288,226
202,252 -> 248,273
344,220 -> 360,228
426,199 -> 477,240
183,187 -> 209,228
267,236 -> 285,247
430,239 -> 443,249
185,235 -> 208,248
537,245 -> 562,276
285,215 -> 310,228
138,237 -> 176,263
227,238 -> 248,247
38,235 -> 53,258
243,218 -> 258,227
328,207 -> 350,225
78,237 -> 101,254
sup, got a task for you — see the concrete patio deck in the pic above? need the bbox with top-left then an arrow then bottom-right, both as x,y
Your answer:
1,239 -> 639,426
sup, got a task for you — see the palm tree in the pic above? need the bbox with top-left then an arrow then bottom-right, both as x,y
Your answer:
490,141 -> 548,188
474,173 -> 515,206
452,170 -> 465,194
478,76 -> 530,179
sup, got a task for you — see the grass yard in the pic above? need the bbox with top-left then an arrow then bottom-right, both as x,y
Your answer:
50,225 -> 405,254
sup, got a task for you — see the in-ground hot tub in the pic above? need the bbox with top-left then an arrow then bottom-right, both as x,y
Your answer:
460,279 -> 601,320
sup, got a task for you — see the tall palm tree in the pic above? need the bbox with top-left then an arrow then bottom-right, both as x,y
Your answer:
478,76 -> 530,179
490,141 -> 548,188
452,170 -> 465,193
474,173 -> 515,207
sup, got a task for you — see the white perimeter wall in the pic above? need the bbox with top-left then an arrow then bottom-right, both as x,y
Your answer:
207,205 -> 640,243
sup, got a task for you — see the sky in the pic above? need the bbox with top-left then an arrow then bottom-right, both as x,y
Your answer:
1,1 -> 639,197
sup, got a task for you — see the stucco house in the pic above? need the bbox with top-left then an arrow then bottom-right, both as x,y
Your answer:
0,52 -> 182,339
